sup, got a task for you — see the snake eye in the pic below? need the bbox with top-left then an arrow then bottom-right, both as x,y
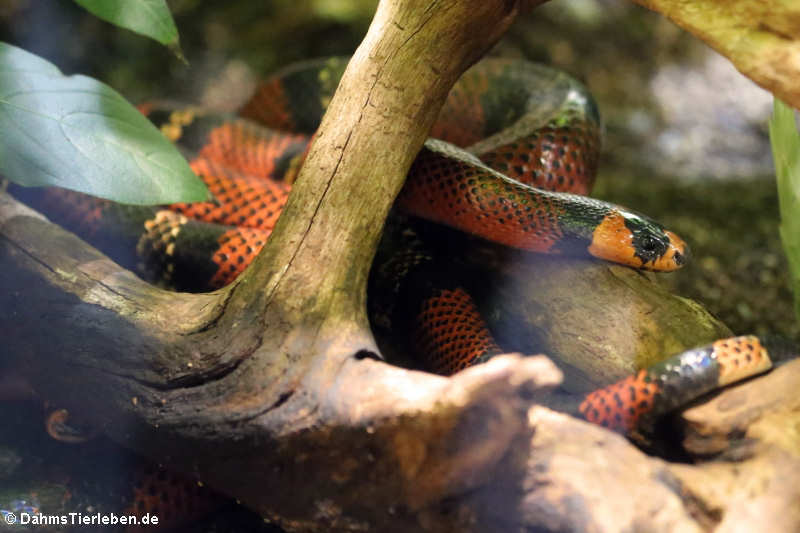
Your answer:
641,236 -> 659,252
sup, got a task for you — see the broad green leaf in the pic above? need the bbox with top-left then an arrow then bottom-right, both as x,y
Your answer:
73,0 -> 182,57
769,98 -> 800,323
0,42 -> 207,205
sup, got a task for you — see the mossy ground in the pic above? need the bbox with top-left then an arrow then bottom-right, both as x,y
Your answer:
593,166 -> 797,341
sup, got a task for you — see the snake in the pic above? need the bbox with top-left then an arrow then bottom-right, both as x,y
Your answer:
7,57 -> 784,439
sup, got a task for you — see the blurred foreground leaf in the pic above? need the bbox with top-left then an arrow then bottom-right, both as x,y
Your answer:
73,0 -> 183,58
769,98 -> 800,323
0,42 -> 207,205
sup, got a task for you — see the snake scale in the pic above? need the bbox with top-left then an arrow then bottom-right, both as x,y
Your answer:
9,57 -> 783,437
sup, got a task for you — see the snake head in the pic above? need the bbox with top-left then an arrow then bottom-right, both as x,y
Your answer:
587,210 -> 689,271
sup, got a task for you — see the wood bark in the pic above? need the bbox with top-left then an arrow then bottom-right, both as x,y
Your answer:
2,0 -> 799,531
630,0 -> 800,110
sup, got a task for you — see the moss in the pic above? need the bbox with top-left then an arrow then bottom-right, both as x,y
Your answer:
593,167 -> 797,341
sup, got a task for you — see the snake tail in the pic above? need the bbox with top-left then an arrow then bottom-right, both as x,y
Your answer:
578,336 -> 773,433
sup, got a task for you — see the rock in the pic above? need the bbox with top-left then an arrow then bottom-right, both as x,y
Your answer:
479,251 -> 731,392
680,358 -> 800,457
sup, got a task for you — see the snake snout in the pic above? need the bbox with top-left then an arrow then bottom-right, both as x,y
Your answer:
657,230 -> 690,271
672,245 -> 688,266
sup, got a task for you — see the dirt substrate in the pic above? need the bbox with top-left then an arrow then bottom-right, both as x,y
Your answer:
593,167 -> 798,342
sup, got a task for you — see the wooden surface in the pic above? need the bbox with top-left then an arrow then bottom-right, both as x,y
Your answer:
631,0 -> 800,110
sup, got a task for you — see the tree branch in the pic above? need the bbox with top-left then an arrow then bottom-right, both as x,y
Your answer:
631,0 -> 800,109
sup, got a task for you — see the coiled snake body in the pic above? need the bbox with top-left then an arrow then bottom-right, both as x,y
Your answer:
10,57 -> 779,435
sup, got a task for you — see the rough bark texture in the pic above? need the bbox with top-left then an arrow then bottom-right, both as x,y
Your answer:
2,0 -> 800,531
669,358 -> 800,533
681,358 -> 800,457
631,0 -> 800,110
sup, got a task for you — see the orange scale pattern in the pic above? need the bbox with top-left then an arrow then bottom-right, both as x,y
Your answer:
413,288 -> 502,375
238,77 -> 295,132
431,71 -> 489,147
124,465 -> 221,532
398,147 -> 565,253
711,335 -> 772,386
197,122 -> 309,181
480,118 -> 600,194
209,227 -> 269,288
578,370 -> 661,433
169,157 -> 289,231
36,189 -> 110,238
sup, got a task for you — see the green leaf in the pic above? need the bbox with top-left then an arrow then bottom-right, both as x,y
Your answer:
769,98 -> 800,324
73,0 -> 182,58
0,42 -> 207,205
